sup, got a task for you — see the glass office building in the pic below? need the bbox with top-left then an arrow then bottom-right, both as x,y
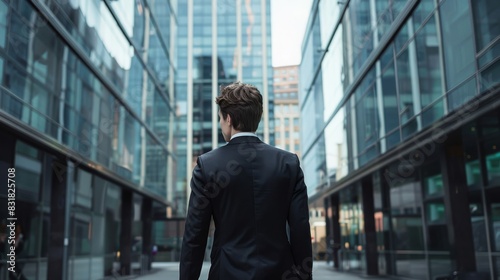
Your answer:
0,0 -> 176,279
174,0 -> 274,216
300,0 -> 500,279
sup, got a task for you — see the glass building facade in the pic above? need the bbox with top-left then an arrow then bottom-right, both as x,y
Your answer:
301,0 -> 500,279
174,0 -> 274,216
0,0 -> 176,279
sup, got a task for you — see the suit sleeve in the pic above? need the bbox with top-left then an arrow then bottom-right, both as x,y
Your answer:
288,155 -> 313,279
180,157 -> 212,280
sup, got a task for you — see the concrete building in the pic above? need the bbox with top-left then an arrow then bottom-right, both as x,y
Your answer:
0,0 -> 176,279
273,65 -> 301,157
300,0 -> 500,279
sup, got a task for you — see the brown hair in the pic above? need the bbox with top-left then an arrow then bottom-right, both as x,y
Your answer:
215,82 -> 263,132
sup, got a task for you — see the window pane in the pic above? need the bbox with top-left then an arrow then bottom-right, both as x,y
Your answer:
471,0 -> 500,52
469,194 -> 489,252
385,129 -> 401,151
422,160 -> 444,198
480,60 -> 500,94
462,123 -> 482,188
74,169 -> 92,209
439,0 -> 476,90
381,63 -> 399,132
0,1 -> 7,48
484,138 -> 500,186
356,86 -> 379,152
491,206 -> 500,250
397,48 -> 417,123
415,17 -> 443,109
391,217 -> 424,250
15,141 -> 42,203
421,99 -> 444,128
447,77 -> 476,112
426,202 -> 446,224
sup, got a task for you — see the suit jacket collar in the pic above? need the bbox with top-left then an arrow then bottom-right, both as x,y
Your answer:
226,136 -> 262,145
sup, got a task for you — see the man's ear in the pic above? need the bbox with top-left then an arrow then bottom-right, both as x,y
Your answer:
226,114 -> 232,125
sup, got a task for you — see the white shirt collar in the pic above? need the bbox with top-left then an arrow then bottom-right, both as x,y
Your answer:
230,132 -> 259,140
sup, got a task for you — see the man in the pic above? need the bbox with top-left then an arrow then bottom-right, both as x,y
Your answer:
180,82 -> 312,280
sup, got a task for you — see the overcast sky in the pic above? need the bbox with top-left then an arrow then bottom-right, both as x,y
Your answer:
271,0 -> 313,67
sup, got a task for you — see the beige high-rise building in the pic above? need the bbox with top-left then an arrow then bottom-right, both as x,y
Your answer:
273,65 -> 301,158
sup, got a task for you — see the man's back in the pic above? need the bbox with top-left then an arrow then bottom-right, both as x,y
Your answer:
180,136 -> 312,280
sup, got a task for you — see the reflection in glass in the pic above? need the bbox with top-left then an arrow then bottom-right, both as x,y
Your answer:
0,1 -> 6,48
412,0 -> 435,32
74,169 -> 92,209
486,152 -> 500,185
429,254 -> 452,280
426,202 -> 445,224
345,0 -> 409,78
339,185 -> 364,272
321,28 -> 344,120
14,141 -> 42,203
415,16 -> 442,109
471,0 -> 500,52
439,0 -> 475,90
447,77 -> 477,112
397,46 -> 420,138
484,137 -> 500,186
356,86 -> 379,154
385,130 -> 400,151
469,198 -> 488,252
145,134 -> 168,198
391,216 -> 424,250
421,99 -> 444,128
302,139 -> 327,194
380,61 -> 399,134
480,60 -> 500,94
389,178 -> 424,244
324,108 -> 348,181
395,253 -> 426,280
1,0 -> 174,200
424,174 -> 443,197
492,202 -> 500,252
318,0 -> 343,48
462,123 -> 482,188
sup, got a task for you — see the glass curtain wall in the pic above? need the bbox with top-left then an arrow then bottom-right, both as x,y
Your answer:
0,139 -> 124,280
463,112 -> 500,278
303,0 -> 500,196
0,141 -> 49,280
302,0 -> 500,278
338,185 -> 365,272
0,0 -> 175,200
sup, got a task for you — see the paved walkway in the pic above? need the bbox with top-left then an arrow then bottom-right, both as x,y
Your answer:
135,261 -> 388,280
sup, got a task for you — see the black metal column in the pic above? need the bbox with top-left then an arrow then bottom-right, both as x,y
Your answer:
142,198 -> 153,270
120,190 -> 133,275
324,197 -> 332,264
362,176 -> 378,275
47,159 -> 72,280
441,131 -> 476,272
330,194 -> 341,270
0,128 -> 15,168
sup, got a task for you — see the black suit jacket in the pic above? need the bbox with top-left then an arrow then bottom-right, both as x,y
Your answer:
180,136 -> 312,280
